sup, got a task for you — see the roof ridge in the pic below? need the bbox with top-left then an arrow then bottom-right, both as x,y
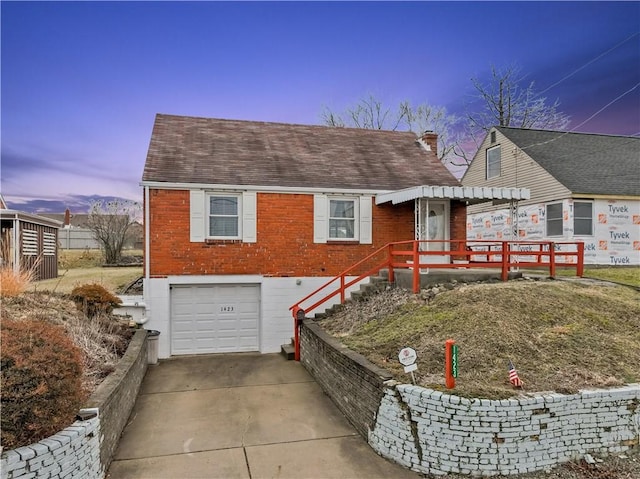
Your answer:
154,113 -> 419,137
496,125 -> 640,140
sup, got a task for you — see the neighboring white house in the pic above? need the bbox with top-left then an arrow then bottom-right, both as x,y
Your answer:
462,127 -> 640,265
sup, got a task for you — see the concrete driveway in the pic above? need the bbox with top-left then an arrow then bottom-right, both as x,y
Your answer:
107,353 -> 420,479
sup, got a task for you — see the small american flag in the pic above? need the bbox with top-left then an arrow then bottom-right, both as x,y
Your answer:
509,360 -> 523,388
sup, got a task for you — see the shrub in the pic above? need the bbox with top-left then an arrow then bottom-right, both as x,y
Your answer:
1,318 -> 87,450
0,266 -> 34,298
70,283 -> 122,317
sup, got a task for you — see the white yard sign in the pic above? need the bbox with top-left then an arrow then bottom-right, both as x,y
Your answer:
399,347 -> 418,383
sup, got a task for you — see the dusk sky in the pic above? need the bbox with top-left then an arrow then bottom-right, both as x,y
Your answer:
2,1 -> 639,213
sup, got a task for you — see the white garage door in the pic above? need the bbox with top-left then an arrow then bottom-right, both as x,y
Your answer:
171,284 -> 260,355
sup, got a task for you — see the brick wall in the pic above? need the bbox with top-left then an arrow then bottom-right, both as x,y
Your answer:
148,190 -> 416,277
299,319 -> 640,477
85,329 -> 148,472
299,320 -> 393,439
371,383 -> 640,476
1,418 -> 101,479
0,329 -> 148,479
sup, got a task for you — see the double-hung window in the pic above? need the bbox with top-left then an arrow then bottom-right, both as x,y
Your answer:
546,203 -> 563,237
486,146 -> 501,179
313,195 -> 372,244
190,190 -> 256,243
208,194 -> 241,239
329,199 -> 357,240
573,201 -> 593,236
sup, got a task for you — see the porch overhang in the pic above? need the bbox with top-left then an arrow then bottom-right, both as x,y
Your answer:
375,185 -> 530,206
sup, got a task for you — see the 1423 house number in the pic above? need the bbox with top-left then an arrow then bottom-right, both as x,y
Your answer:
220,305 -> 234,312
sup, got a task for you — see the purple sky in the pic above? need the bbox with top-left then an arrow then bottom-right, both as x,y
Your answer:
2,1 -> 639,213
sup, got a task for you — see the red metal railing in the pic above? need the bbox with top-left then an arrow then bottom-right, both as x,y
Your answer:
289,240 -> 584,361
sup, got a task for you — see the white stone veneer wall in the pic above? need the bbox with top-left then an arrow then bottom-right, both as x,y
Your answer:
1,416 -> 101,479
369,382 -> 640,477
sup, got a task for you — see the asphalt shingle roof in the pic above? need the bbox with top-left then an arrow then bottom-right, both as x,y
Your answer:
142,114 -> 459,191
497,127 -> 640,196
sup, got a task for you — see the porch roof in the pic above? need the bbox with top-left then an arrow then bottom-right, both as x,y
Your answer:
0,210 -> 63,228
375,185 -> 530,206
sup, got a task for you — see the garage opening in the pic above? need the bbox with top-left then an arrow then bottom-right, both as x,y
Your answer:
170,284 -> 260,355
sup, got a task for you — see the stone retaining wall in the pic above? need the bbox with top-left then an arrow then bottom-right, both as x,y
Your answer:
1,329 -> 148,479
372,382 -> 640,476
1,418 -> 101,479
300,320 -> 392,438
299,320 -> 640,476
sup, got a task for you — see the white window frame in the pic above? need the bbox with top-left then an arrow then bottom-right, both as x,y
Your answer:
313,195 -> 372,244
486,145 -> 501,179
573,201 -> 593,236
190,190 -> 256,243
207,193 -> 242,240
328,197 -> 358,241
546,202 -> 563,237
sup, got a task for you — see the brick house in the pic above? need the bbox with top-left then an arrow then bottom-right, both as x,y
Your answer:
141,114 -> 524,358
462,127 -> 640,265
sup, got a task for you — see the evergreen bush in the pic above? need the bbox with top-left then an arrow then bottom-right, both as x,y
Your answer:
70,283 -> 122,317
1,318 -> 87,449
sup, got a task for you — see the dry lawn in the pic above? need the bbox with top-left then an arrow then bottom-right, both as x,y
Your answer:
31,249 -> 142,294
32,266 -> 142,294
320,278 -> 640,399
581,267 -> 640,287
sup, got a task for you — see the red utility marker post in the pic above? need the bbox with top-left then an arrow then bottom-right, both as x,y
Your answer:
445,339 -> 457,389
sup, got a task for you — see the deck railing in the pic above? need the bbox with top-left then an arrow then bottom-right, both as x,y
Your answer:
289,240 -> 584,360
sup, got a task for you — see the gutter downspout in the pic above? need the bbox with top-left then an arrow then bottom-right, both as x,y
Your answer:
144,186 -> 150,280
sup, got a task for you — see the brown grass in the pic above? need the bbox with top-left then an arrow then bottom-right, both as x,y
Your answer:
0,266 -> 35,297
1,292 -> 134,393
320,279 -> 640,399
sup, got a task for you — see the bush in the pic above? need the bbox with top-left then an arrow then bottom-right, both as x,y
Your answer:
1,318 -> 87,450
70,283 -> 122,317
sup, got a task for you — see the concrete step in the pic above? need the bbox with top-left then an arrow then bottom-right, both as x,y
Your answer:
281,343 -> 295,360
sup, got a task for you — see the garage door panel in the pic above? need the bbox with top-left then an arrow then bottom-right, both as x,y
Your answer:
170,284 -> 260,355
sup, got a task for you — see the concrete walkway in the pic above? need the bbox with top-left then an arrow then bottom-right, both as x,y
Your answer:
107,353 -> 420,479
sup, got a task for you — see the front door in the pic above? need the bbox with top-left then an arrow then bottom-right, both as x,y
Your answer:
417,199 -> 449,265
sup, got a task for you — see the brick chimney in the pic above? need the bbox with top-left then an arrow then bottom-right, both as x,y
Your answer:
420,131 -> 438,157
64,208 -> 71,227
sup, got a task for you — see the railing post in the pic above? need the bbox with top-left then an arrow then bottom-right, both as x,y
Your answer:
413,240 -> 420,293
501,241 -> 509,281
576,242 -> 584,277
292,307 -> 304,361
549,242 -> 556,278
388,243 -> 395,284
340,275 -> 345,304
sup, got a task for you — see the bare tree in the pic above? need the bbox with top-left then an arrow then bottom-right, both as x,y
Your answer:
448,64 -> 572,166
471,64 -> 570,130
321,94 -> 458,163
86,200 -> 140,265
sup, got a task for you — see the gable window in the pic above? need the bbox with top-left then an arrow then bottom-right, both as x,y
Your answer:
546,203 -> 563,236
329,199 -> 356,240
486,146 -> 501,179
209,194 -> 240,238
573,201 -> 593,236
